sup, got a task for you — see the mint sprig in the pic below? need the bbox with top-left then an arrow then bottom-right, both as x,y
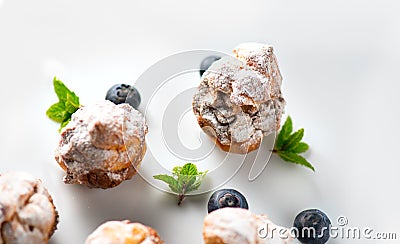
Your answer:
273,116 -> 315,171
153,163 -> 208,205
46,77 -> 81,132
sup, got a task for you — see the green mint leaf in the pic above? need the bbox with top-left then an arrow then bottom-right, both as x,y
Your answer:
153,174 -> 180,193
47,77 -> 81,132
282,128 -> 304,151
273,116 -> 314,171
172,166 -> 182,176
53,77 -> 69,102
180,163 -> 198,175
59,118 -> 71,132
65,93 -> 80,114
153,163 -> 208,205
67,92 -> 80,107
277,151 -> 315,171
177,174 -> 196,192
176,163 -> 206,194
276,116 -> 293,149
289,142 -> 309,153
186,171 -> 208,192
46,102 -> 67,123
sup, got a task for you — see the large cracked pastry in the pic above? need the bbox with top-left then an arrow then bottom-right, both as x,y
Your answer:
85,220 -> 164,244
55,100 -> 148,189
0,172 -> 58,244
193,43 -> 285,154
203,208 -> 293,244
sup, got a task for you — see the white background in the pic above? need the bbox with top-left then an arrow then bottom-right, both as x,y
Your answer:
1,0 -> 400,243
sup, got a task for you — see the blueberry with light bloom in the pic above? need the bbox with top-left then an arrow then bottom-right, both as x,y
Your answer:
106,84 -> 141,109
200,56 -> 221,76
207,188 -> 248,213
293,209 -> 331,244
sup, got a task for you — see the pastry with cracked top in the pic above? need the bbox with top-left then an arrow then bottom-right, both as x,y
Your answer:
55,100 -> 148,189
203,208 -> 293,244
85,220 -> 164,244
0,171 -> 58,244
193,43 -> 285,154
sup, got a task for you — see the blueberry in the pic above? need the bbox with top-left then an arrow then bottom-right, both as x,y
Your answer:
105,84 -> 141,109
293,209 -> 331,244
200,56 -> 221,77
207,189 -> 248,213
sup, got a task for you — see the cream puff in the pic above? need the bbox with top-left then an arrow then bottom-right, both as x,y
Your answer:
203,208 -> 293,244
193,43 -> 285,154
85,220 -> 164,244
0,171 -> 58,243
55,100 -> 148,189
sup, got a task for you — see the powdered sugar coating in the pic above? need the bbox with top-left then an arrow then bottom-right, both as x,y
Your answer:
233,43 -> 283,98
85,220 -> 164,244
203,208 -> 259,243
55,100 -> 148,189
203,57 -> 270,106
203,208 -> 293,244
231,68 -> 270,105
0,172 -> 58,244
193,43 -> 285,153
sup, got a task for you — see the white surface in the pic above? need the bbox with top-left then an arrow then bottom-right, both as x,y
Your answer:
0,0 -> 400,243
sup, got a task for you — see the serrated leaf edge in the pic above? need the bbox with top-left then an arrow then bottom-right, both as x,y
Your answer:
282,128 -> 304,151
289,142 -> 309,154
276,116 -> 293,149
277,151 -> 315,171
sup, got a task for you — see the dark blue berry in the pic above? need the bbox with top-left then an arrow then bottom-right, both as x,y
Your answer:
200,56 -> 221,77
293,209 -> 331,244
207,189 -> 248,213
106,84 -> 141,109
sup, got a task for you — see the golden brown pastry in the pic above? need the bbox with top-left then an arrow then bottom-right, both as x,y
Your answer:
55,100 -> 148,189
0,172 -> 58,244
85,220 -> 164,244
203,208 -> 293,244
193,43 -> 285,154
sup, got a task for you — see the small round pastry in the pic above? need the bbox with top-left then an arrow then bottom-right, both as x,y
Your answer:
203,208 -> 293,244
85,220 -> 164,244
0,171 -> 58,244
55,100 -> 148,189
193,43 -> 285,154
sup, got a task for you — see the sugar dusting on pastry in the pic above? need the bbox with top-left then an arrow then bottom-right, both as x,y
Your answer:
203,208 -> 293,244
85,220 -> 164,244
55,100 -> 148,189
0,171 -> 58,243
193,42 -> 285,153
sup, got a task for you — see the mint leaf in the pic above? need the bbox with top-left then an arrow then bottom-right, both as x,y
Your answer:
65,93 -> 80,114
172,166 -> 182,176
153,162 -> 208,205
180,163 -> 198,175
53,77 -> 69,102
67,92 -> 79,106
46,102 -> 67,123
153,175 -> 180,193
46,77 -> 81,132
186,171 -> 208,192
59,118 -> 71,132
290,142 -> 309,153
276,116 -> 292,148
277,151 -> 315,171
273,116 -> 314,171
177,163 -> 202,193
282,128 -> 304,151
